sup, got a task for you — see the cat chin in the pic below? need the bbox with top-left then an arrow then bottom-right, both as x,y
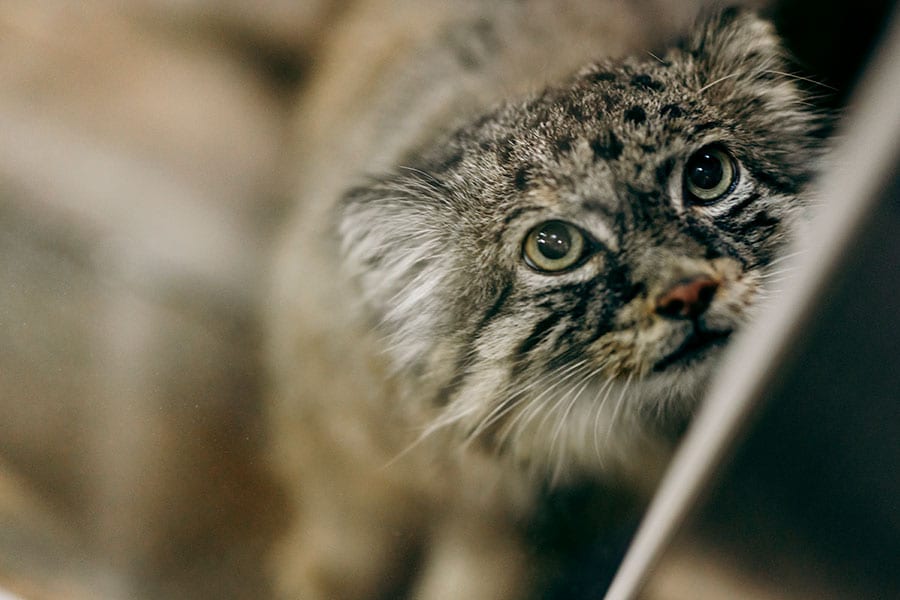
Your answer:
639,355 -> 718,419
499,358 -> 717,492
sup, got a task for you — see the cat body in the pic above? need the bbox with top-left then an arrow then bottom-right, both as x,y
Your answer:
266,2 -> 820,597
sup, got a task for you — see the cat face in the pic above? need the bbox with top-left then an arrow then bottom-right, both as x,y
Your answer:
339,10 -> 822,481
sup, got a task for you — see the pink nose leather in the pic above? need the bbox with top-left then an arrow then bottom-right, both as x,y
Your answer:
655,276 -> 719,319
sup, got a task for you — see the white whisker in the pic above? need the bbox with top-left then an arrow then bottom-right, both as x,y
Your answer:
467,359 -> 590,444
762,69 -> 837,91
497,360 -> 595,449
604,373 -> 634,452
697,71 -> 741,93
591,376 -> 618,460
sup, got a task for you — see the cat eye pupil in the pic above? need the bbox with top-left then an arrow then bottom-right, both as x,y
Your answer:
683,145 -> 737,204
687,151 -> 724,190
522,220 -> 588,273
535,222 -> 571,259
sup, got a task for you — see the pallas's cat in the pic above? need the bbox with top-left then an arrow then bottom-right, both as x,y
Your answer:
265,4 -> 822,598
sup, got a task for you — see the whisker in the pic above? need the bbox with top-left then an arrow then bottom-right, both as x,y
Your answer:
591,376 -> 618,460
762,69 -> 837,91
604,373 -> 634,452
538,360 -> 591,429
490,360 -> 594,450
468,359 -> 590,444
548,363 -> 609,479
760,267 -> 799,280
506,361 -> 595,440
383,407 -> 468,470
697,71 -> 741,93
767,248 -> 808,267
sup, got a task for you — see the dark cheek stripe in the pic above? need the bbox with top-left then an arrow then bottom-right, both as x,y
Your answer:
529,277 -> 618,369
433,281 -> 514,406
431,148 -> 465,173
721,191 -> 762,220
721,210 -> 782,237
746,164 -> 801,195
681,214 -> 740,261
549,296 -> 622,373
524,272 -> 608,305
655,158 -> 675,188
475,281 -> 515,336
516,312 -> 565,359
747,211 -> 781,229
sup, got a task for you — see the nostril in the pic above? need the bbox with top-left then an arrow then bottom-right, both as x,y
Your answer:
660,298 -> 685,317
697,282 -> 716,306
655,276 -> 719,319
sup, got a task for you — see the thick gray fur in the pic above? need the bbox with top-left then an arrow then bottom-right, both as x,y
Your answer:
267,4 -> 824,599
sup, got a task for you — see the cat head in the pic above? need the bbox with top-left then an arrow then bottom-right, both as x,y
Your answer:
339,9 -> 824,482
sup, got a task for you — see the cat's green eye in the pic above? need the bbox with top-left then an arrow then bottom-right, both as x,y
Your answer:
523,220 -> 587,273
683,145 -> 737,204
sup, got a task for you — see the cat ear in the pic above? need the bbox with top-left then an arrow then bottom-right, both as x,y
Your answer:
676,7 -> 820,132
680,7 -> 788,92
339,173 -> 456,370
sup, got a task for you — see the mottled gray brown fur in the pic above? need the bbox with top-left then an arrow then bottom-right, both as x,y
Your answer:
266,2 -> 822,598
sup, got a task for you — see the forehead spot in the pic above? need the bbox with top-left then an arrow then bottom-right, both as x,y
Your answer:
630,74 -> 665,92
512,165 -> 531,191
565,100 -> 585,122
624,105 -> 647,125
587,71 -> 617,83
590,131 -> 623,161
660,103 -> 684,119
600,93 -> 620,112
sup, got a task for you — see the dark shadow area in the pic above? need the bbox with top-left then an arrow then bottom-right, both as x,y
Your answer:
684,166 -> 900,600
768,0 -> 897,108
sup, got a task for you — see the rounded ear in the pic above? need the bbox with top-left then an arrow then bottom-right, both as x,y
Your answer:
673,6 -> 799,104
681,7 -> 786,78
338,172 -> 457,371
673,7 -> 824,138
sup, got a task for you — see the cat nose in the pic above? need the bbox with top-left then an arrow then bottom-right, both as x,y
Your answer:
655,276 -> 719,320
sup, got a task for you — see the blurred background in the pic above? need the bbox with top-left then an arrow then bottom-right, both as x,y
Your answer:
0,1 -> 895,599
0,3 -> 334,598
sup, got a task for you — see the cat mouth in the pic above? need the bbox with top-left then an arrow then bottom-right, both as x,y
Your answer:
653,327 -> 732,372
